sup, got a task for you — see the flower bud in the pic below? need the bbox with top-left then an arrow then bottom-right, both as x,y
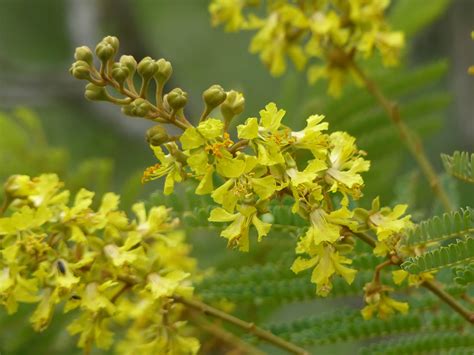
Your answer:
137,56 -> 158,79
203,84 -> 227,109
221,90 -> 245,121
119,55 -> 137,74
95,42 -> 115,62
102,36 -> 119,53
111,63 -> 130,85
69,60 -> 91,80
122,98 -> 153,117
84,83 -> 109,101
167,88 -> 188,110
74,46 -> 93,66
154,58 -> 173,85
146,125 -> 170,146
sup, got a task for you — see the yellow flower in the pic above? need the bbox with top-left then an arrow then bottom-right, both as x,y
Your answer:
208,205 -> 271,251
368,197 -> 413,241
325,132 -> 370,200
292,243 -> 357,297
362,290 -> 409,320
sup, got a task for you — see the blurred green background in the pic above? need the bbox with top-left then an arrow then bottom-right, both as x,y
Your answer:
0,0 -> 473,354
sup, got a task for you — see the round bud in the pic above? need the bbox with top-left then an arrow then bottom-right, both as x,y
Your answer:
167,88 -> 188,110
102,36 -> 119,53
111,63 -> 130,84
69,60 -> 91,80
146,125 -> 170,146
154,58 -> 173,84
203,84 -> 227,109
221,90 -> 245,121
120,55 -> 137,74
137,56 -> 158,79
84,83 -> 108,101
123,98 -> 153,117
95,42 -> 115,62
74,46 -> 93,66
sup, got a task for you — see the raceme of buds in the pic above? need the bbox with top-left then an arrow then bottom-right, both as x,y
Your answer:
167,88 -> 188,110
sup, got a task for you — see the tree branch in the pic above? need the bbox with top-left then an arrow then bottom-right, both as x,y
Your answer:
174,295 -> 309,354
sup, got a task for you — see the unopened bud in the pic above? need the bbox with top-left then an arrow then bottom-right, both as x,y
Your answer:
137,56 -> 158,79
146,125 -> 170,146
122,98 -> 153,117
102,36 -> 119,53
221,90 -> 245,121
74,46 -> 93,66
95,42 -> 115,62
111,63 -> 130,85
154,58 -> 173,85
70,60 -> 91,80
167,88 -> 188,110
84,83 -> 109,101
120,55 -> 137,74
203,84 -> 226,109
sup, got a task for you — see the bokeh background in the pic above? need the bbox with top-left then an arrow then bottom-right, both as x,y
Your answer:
0,0 -> 473,354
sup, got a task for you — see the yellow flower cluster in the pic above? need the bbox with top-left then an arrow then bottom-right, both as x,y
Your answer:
70,35 -> 415,319
0,174 -> 199,354
209,0 -> 404,96
146,100 -> 375,296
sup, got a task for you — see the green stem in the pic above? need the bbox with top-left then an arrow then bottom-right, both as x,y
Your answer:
174,296 -> 309,355
350,61 -> 453,212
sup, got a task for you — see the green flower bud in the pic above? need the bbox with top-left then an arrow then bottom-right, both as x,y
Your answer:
221,90 -> 245,121
95,42 -> 115,62
84,83 -> 109,101
69,60 -> 91,80
122,98 -> 153,117
154,58 -> 173,84
203,84 -> 227,109
111,63 -> 130,85
74,46 -> 93,66
167,88 -> 188,110
102,36 -> 119,53
119,55 -> 137,74
137,56 -> 158,79
146,125 -> 170,146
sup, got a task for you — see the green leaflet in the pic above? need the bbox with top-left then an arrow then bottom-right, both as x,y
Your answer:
402,237 -> 474,274
402,207 -> 474,247
442,151 -> 474,184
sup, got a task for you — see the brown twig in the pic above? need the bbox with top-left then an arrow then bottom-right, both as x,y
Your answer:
350,61 -> 453,212
174,295 -> 309,354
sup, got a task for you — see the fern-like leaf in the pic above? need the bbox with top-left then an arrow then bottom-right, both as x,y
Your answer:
442,151 -> 474,184
359,332 -> 474,355
454,263 -> 474,286
402,207 -> 474,247
401,237 -> 474,274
